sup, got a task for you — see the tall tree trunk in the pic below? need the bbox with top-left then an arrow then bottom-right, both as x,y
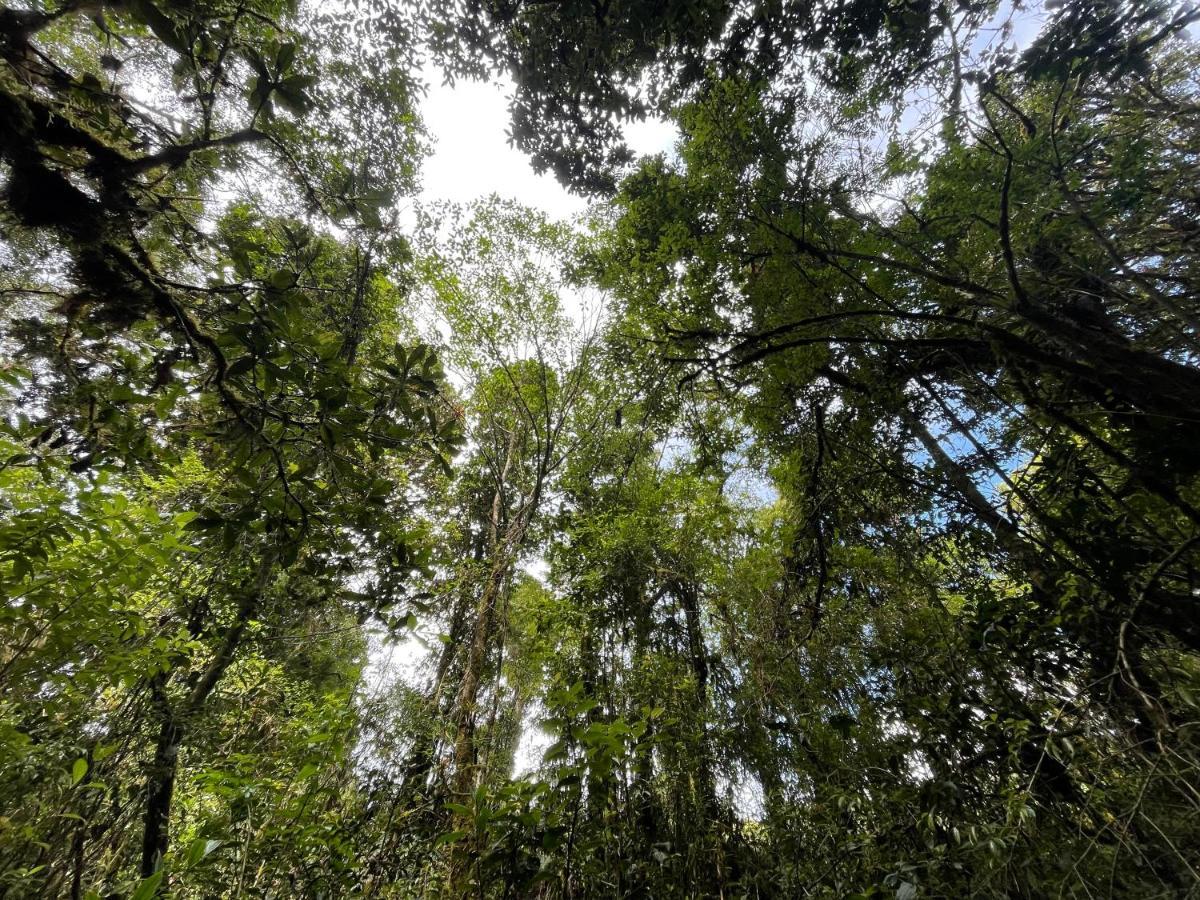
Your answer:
140,676 -> 183,879
450,427 -> 526,799
450,549 -> 514,797
676,579 -> 709,705
140,559 -> 271,877
672,578 -> 721,848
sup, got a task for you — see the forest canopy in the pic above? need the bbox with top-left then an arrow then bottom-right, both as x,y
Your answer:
1,0 -> 1199,897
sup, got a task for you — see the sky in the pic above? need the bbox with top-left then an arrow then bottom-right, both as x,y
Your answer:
415,66 -> 678,220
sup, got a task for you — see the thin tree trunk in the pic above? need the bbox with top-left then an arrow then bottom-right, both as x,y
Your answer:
140,559 -> 272,877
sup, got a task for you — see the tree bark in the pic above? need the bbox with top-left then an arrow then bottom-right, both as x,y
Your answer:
140,559 -> 271,877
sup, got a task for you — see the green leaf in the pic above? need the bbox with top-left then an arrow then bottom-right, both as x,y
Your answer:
226,355 -> 257,378
129,871 -> 164,900
359,203 -> 383,229
282,74 -> 317,94
183,515 -> 223,533
276,43 -> 297,72
71,758 -> 88,785
185,836 -> 221,866
433,829 -> 469,847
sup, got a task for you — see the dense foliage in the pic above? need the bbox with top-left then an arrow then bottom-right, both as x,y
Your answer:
2,0 -> 1198,896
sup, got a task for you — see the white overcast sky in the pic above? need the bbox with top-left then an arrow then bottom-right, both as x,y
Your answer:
415,66 -> 678,220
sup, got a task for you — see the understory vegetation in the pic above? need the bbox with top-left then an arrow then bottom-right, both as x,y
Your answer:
2,0 -> 1199,896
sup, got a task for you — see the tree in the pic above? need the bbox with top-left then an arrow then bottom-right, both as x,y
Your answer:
3,0 -> 1200,896
0,4 -> 457,894
425,0 -> 1000,191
